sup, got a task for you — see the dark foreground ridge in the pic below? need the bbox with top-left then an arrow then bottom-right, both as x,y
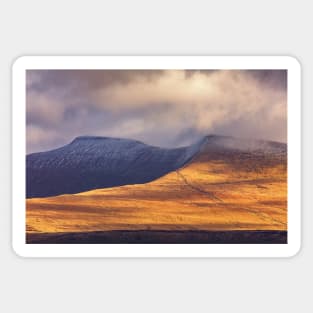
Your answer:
27,230 -> 287,244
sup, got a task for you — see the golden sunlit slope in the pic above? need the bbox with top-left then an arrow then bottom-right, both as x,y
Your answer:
27,140 -> 287,234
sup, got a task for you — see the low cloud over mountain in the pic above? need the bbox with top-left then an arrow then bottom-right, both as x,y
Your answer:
26,69 -> 287,153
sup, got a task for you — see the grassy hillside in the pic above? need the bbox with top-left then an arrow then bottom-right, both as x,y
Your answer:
26,147 -> 287,234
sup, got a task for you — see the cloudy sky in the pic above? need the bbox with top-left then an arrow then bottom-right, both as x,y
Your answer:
26,69 -> 287,154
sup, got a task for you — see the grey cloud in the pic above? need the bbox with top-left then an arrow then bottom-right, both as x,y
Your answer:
27,70 -> 164,94
26,69 -> 287,154
244,70 -> 287,90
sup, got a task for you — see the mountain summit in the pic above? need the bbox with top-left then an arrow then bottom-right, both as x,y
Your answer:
26,135 -> 204,198
26,135 -> 286,198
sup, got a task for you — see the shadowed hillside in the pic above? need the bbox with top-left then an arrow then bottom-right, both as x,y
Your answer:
27,136 -> 204,198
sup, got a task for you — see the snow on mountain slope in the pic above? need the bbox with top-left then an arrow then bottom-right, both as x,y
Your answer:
26,136 -> 205,198
26,135 -> 286,198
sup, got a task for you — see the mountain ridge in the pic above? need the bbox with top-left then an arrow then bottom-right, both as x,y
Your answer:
26,135 -> 286,198
27,134 -> 287,236
26,135 -> 205,198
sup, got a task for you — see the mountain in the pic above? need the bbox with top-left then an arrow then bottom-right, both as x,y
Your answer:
26,135 -> 287,242
26,135 -> 205,198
